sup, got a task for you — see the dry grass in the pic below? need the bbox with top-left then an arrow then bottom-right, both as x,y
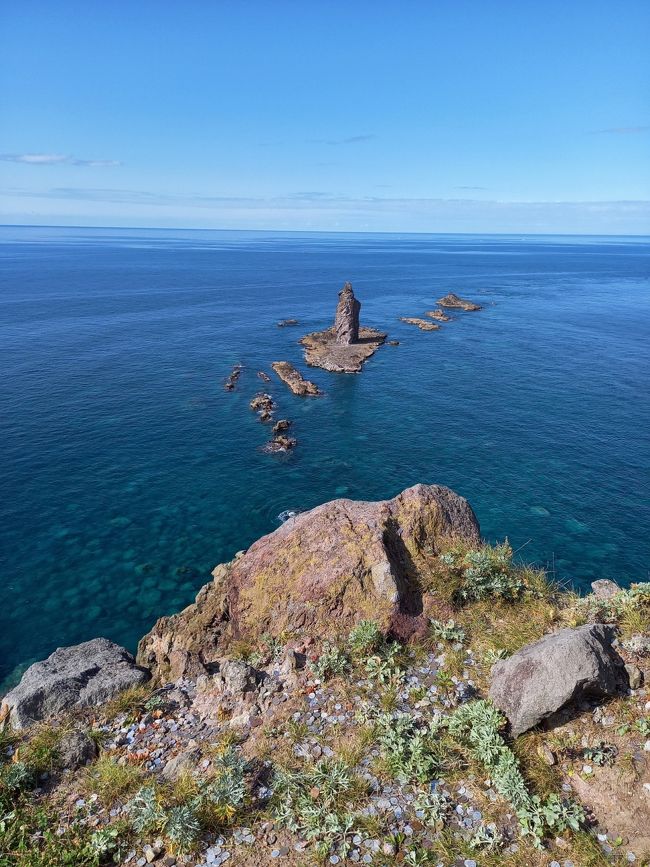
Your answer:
102,684 -> 154,721
84,753 -> 145,803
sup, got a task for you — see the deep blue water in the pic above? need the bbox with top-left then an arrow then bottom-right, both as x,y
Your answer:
1,226 -> 649,687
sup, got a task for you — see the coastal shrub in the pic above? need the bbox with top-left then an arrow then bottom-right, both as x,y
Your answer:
411,789 -> 452,828
446,699 -> 584,845
429,618 -> 466,643
310,642 -> 350,681
575,581 -> 650,636
635,718 -> 650,737
441,542 -> 524,603
125,746 -> 247,854
272,758 -> 364,855
375,712 -> 439,783
468,822 -> 503,850
365,642 -> 405,685
0,760 -> 35,805
348,620 -> 382,655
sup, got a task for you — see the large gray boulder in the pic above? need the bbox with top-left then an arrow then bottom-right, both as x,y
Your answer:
1,638 -> 150,729
489,624 -> 627,736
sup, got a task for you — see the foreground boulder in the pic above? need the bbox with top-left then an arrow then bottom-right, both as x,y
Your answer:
489,625 -> 627,736
138,484 -> 480,681
1,638 -> 150,729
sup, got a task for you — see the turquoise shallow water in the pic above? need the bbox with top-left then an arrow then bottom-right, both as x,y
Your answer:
1,226 -> 649,687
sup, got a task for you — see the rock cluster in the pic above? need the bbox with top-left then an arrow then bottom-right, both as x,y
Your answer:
425,309 -> 451,322
271,361 -> 322,396
249,392 -> 276,423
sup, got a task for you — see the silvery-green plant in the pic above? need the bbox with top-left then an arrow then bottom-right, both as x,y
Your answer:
429,618 -> 466,643
165,804 -> 202,853
446,699 -> 584,845
375,712 -> 438,783
311,642 -> 350,680
126,785 -> 166,833
348,620 -> 382,654
365,642 -> 404,684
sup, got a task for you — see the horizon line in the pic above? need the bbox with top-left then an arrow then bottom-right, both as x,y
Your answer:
1,222 -> 649,239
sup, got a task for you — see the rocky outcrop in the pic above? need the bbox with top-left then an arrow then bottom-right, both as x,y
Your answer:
272,419 -> 292,435
300,326 -> 386,373
138,484 -> 480,682
400,317 -> 440,331
425,309 -> 451,322
437,293 -> 482,311
591,579 -> 621,599
257,371 -> 271,383
300,283 -> 386,373
224,363 -> 243,391
271,362 -> 322,396
1,638 -> 150,729
277,318 -> 299,327
262,434 -> 297,454
249,393 -> 276,422
489,625 -> 628,736
334,282 -> 360,344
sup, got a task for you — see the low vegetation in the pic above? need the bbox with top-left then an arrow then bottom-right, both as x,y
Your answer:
1,541 -> 649,865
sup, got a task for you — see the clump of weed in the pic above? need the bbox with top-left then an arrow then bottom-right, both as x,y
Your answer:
310,642 -> 350,681
440,542 -> 524,603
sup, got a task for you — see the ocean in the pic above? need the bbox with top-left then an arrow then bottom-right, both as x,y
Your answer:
1,225 -> 648,687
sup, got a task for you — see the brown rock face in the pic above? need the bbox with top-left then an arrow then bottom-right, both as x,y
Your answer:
437,293 -> 482,311
271,362 -> 322,396
335,282 -> 361,344
137,484 -> 480,682
400,317 -> 441,331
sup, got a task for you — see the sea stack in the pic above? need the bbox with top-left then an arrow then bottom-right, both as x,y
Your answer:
299,282 -> 386,373
334,282 -> 360,344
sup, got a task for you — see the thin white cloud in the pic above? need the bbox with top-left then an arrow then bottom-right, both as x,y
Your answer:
308,134 -> 376,145
590,126 -> 650,135
0,153 -> 121,166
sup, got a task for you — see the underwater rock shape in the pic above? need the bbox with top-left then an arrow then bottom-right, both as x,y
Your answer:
277,318 -> 299,327
489,624 -> 627,736
1,638 -> 150,728
137,483 -> 480,682
334,282 -> 361,344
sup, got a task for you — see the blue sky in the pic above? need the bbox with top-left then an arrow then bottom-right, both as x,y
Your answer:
1,1 -> 649,233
